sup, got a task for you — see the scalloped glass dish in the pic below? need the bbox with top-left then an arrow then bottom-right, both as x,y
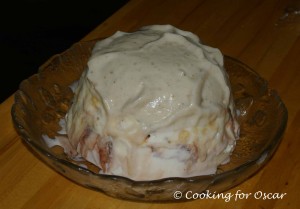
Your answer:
11,40 -> 287,202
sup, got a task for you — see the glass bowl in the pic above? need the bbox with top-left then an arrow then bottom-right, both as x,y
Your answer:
11,39 -> 288,202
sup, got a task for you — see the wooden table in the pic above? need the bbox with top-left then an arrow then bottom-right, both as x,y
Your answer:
1,0 -> 300,208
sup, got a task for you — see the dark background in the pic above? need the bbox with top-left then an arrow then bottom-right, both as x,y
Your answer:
0,0 -> 129,102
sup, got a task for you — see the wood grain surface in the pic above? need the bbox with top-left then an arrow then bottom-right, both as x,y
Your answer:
1,0 -> 300,208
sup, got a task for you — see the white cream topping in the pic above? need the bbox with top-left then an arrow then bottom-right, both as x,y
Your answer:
64,25 -> 239,180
